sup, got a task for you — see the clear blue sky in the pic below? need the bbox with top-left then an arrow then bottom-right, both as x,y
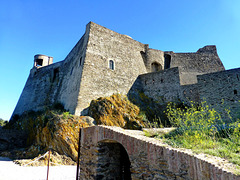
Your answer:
0,0 -> 240,120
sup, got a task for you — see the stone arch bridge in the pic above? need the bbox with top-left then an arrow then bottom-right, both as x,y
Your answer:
78,126 -> 238,180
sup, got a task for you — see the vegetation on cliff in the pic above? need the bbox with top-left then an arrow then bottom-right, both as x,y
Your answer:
0,118 -> 8,126
88,94 -> 147,130
4,108 -> 91,163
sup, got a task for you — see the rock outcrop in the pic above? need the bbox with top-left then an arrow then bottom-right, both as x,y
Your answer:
88,94 -> 146,130
2,94 -> 147,163
3,110 -> 90,161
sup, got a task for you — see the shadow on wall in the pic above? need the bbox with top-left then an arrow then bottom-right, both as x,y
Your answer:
127,88 -> 172,127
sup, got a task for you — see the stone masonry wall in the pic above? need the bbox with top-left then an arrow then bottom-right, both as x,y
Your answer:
197,68 -> 240,121
128,67 -> 200,110
128,67 -> 184,105
11,22 -> 231,121
12,61 -> 63,116
79,126 -> 239,179
145,48 -> 165,72
76,22 -> 147,115
129,66 -> 240,122
167,46 -> 225,85
57,30 -> 89,114
11,28 -> 89,117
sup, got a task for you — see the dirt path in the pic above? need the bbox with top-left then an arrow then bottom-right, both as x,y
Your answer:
0,157 -> 76,180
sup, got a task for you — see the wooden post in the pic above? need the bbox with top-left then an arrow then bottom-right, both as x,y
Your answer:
76,128 -> 82,180
46,149 -> 51,180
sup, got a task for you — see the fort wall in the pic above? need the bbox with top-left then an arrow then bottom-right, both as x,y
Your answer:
57,29 -> 89,114
145,48 -> 165,72
12,61 -> 63,116
167,46 -> 225,85
76,22 -> 148,115
128,67 -> 199,106
11,22 -> 236,121
129,66 -> 240,122
197,68 -> 240,121
11,26 -> 90,117
138,68 -> 182,103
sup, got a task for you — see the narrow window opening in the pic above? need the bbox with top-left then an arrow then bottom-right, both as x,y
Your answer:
164,54 -> 171,69
70,67 -> 74,75
53,68 -> 59,81
109,60 -> 114,70
36,59 -> 43,67
234,90 -> 237,95
79,57 -> 82,67
237,74 -> 239,81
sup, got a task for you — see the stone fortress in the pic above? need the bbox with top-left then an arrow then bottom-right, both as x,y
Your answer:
11,21 -> 240,120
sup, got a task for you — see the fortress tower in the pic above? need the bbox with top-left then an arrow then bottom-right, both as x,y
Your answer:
34,54 -> 53,67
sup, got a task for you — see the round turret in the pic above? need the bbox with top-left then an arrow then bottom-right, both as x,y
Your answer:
34,54 -> 53,68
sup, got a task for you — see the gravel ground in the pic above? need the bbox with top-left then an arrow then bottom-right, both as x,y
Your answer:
0,157 -> 77,180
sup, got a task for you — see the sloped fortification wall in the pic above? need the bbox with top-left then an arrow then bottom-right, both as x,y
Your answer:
12,61 -> 63,117
11,28 -> 89,118
197,68 -> 240,121
76,22 -> 147,115
57,29 -> 89,114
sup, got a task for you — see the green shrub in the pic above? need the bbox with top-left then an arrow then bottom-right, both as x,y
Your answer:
160,101 -> 240,166
0,118 -> 8,127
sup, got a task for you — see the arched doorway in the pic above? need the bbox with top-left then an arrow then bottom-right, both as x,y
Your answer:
96,140 -> 132,179
151,62 -> 162,72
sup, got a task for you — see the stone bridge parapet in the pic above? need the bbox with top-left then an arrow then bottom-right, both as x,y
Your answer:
79,126 -> 240,179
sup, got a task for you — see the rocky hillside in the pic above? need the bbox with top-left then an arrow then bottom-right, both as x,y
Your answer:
2,94 -> 148,164
3,110 -> 92,162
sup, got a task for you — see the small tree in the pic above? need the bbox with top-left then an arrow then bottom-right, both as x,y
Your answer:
0,118 -> 8,127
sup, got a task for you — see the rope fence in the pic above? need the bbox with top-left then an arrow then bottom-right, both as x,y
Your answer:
23,151 -> 50,167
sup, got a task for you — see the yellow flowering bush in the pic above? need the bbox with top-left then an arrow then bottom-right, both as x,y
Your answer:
163,101 -> 240,166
